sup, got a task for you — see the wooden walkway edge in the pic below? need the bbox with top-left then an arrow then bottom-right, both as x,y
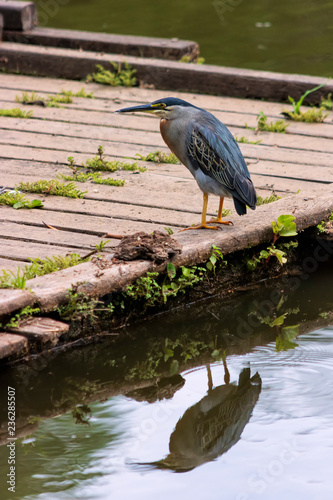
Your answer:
0,42 -> 333,104
1,186 -> 333,316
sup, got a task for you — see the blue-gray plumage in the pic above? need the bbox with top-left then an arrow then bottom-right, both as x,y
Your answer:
116,97 -> 257,230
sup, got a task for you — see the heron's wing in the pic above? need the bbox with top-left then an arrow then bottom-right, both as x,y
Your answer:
187,122 -> 256,208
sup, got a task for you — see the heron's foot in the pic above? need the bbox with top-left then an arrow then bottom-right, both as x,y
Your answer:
207,218 -> 233,226
179,223 -> 219,232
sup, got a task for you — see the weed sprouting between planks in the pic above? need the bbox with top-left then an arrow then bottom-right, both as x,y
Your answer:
136,151 -> 179,164
17,180 -> 87,198
0,107 -> 33,118
246,112 -> 288,133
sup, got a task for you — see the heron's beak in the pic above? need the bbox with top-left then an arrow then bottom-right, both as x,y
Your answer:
114,103 -> 155,114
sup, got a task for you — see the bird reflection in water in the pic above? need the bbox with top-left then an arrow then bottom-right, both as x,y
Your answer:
140,362 -> 261,472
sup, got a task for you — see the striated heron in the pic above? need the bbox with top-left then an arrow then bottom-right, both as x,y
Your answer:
116,97 -> 257,230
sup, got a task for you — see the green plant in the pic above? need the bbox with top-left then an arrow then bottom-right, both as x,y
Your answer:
47,93 -> 73,105
60,170 -> 125,187
282,107 -> 327,123
86,61 -> 137,87
61,88 -> 94,98
136,151 -> 179,164
4,306 -> 40,329
164,227 -> 174,235
57,289 -> 103,321
247,215 -> 297,270
179,55 -> 205,64
316,212 -> 333,233
317,221 -> 327,233
235,135 -> 262,145
17,180 -> 87,199
281,83 -> 328,122
276,325 -> 299,351
286,83 -> 325,114
0,108 -> 33,118
126,272 -> 162,308
206,245 -> 226,274
0,254 -> 87,289
25,254 -> 86,280
251,112 -> 289,133
83,146 -> 145,172
15,91 -> 44,105
257,192 -> 281,205
0,268 -> 27,289
321,93 -> 332,110
95,239 -> 110,252
0,190 -> 43,209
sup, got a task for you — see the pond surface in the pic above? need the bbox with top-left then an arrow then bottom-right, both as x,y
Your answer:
36,0 -> 333,77
1,258 -> 333,499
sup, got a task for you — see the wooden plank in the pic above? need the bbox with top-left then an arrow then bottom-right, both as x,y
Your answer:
1,113 -> 333,154
0,167 -> 327,217
0,42 -> 333,104
0,332 -> 28,361
0,94 -> 332,141
1,73 -> 333,119
0,1 -> 37,31
0,288 -> 34,317
3,27 -> 199,60
0,204 -> 182,237
8,317 -> 69,348
1,127 -> 332,167
0,256 -> 26,272
0,236 -> 86,261
0,221 -> 121,250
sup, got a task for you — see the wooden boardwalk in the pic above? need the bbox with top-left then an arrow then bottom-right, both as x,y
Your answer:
1,73 -> 332,275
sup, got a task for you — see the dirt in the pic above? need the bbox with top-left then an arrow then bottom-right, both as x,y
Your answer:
113,230 -> 182,264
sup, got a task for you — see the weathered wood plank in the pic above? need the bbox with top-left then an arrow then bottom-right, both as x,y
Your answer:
4,153 -> 333,186
0,204 -> 182,237
1,113 -> 333,153
0,332 -> 28,361
0,168 -> 327,220
0,221 -> 121,250
1,127 -> 332,167
0,43 -> 332,104
0,236 -> 86,261
0,95 -> 332,140
1,73 -> 333,119
0,256 -> 26,272
3,27 -> 199,60
0,288 -> 34,317
0,1 -> 37,31
7,317 -> 69,348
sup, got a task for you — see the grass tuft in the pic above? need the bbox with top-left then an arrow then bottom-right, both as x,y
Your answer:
136,151 -> 179,164
246,112 -> 288,133
257,192 -> 281,205
86,62 -> 136,87
17,180 -> 87,198
0,108 -> 33,118
235,135 -> 262,145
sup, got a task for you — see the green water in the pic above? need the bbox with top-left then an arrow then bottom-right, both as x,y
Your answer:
1,258 -> 333,499
36,0 -> 333,77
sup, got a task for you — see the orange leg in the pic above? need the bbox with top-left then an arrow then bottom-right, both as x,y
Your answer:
207,197 -> 232,225
180,193 -> 220,231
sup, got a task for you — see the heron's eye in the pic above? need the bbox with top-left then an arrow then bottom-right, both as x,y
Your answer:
159,103 -> 166,109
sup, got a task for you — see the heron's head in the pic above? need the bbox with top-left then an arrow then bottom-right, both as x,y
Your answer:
115,97 -> 195,119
